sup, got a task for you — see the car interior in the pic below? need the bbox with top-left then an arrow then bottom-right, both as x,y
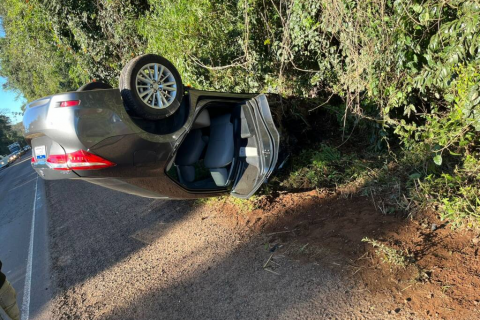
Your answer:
167,101 -> 251,190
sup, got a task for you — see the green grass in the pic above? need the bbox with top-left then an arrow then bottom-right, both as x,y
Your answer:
362,237 -> 413,268
276,143 -> 384,192
410,154 -> 480,228
195,195 -> 259,213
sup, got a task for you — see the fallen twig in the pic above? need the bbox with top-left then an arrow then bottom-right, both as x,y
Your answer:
355,252 -> 369,261
263,253 -> 274,269
266,229 -> 298,236
401,284 -> 413,292
264,268 -> 280,276
299,243 -> 310,252
351,266 -> 365,276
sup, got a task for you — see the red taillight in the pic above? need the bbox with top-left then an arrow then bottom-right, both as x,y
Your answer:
46,150 -> 115,171
31,157 -> 35,163
67,150 -> 115,170
59,100 -> 81,107
46,154 -> 69,170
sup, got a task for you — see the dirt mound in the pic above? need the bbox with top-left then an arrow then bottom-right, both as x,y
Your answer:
212,190 -> 480,319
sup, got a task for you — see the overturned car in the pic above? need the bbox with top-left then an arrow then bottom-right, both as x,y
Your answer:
23,54 -> 280,199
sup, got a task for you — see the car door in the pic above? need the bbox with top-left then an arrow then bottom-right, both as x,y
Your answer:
231,94 -> 280,198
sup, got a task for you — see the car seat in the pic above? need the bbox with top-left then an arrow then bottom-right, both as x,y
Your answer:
204,114 -> 234,186
174,110 -> 210,184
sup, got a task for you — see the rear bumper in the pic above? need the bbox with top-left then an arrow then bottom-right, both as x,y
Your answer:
24,89 -> 140,180
30,135 -> 79,180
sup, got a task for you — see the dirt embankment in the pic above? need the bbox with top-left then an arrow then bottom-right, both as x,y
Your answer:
213,190 -> 480,320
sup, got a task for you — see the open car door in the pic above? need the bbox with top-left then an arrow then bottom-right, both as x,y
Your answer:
231,95 -> 280,198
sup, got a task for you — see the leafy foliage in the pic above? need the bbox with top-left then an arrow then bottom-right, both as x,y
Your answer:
279,144 -> 379,190
0,113 -> 25,155
0,0 -> 479,224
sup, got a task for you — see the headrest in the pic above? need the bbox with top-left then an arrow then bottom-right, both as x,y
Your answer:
192,109 -> 210,129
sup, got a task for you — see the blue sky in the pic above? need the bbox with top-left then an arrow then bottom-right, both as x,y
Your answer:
0,19 -> 26,124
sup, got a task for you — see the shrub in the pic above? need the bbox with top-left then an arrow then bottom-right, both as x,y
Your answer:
0,0 -> 479,225
362,237 -> 413,268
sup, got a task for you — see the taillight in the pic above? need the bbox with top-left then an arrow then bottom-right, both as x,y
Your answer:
31,157 -> 35,163
46,154 -> 69,170
59,100 -> 81,107
46,150 -> 115,171
67,150 -> 115,170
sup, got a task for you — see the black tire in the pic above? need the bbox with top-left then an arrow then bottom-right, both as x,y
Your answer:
119,57 -> 135,91
119,54 -> 184,120
77,81 -> 113,91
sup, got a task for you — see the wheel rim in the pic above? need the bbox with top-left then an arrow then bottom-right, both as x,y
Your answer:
135,63 -> 177,109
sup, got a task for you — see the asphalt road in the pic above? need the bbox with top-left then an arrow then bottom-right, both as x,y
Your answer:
0,152 -> 51,320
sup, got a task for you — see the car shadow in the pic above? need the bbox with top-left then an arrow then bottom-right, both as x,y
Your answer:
45,179 -> 196,298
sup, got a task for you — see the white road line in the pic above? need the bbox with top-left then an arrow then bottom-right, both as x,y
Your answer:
21,175 -> 38,320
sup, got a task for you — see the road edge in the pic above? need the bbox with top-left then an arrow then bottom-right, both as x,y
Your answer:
29,177 -> 52,320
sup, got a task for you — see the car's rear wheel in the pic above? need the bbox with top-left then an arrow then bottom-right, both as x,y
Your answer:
119,54 -> 184,120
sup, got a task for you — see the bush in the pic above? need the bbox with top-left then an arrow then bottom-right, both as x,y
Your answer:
0,0 -> 479,225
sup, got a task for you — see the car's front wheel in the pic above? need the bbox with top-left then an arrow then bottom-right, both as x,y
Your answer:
119,54 -> 184,120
